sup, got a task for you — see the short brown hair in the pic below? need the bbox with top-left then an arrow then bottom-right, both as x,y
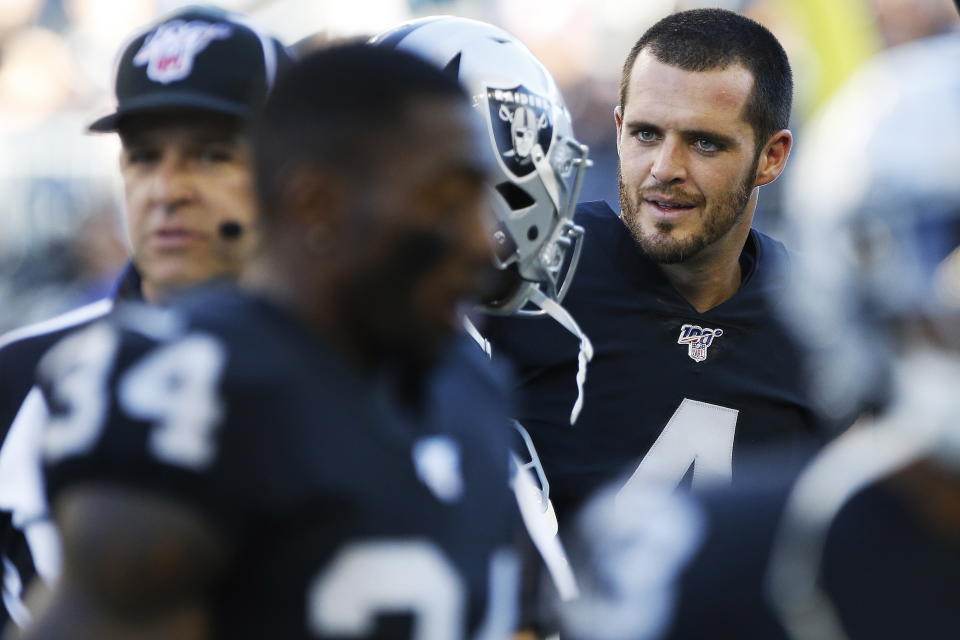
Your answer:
619,9 -> 793,151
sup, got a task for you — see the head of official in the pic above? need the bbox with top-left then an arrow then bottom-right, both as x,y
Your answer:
250,44 -> 492,369
90,6 -> 291,303
615,8 -> 793,268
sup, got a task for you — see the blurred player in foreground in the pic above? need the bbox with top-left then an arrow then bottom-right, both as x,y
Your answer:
562,12 -> 960,639
371,16 -> 593,630
483,8 -> 828,527
0,6 -> 289,631
23,44 -> 520,639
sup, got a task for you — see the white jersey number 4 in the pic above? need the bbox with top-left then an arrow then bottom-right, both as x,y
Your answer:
619,398 -> 738,497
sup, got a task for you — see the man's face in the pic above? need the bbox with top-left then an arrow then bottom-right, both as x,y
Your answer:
339,98 -> 492,365
615,50 -> 760,264
119,112 -> 257,301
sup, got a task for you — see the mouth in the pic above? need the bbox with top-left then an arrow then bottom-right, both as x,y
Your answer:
643,197 -> 698,219
150,228 -> 206,249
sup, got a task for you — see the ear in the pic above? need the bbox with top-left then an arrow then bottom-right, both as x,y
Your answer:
754,129 -> 793,187
614,105 -> 624,156
281,164 -> 348,230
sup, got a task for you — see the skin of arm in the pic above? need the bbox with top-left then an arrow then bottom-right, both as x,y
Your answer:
14,484 -> 231,640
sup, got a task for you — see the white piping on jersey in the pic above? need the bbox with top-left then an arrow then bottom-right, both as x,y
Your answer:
512,454 -> 579,601
2,557 -> 30,628
0,299 -> 112,352
462,317 -> 491,357
461,315 -> 581,601
0,387 -> 61,585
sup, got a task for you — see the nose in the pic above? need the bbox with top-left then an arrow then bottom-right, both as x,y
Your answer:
149,151 -> 195,213
649,136 -> 687,185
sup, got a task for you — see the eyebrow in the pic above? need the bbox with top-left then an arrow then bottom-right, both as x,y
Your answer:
625,120 -> 739,149
121,130 -> 244,150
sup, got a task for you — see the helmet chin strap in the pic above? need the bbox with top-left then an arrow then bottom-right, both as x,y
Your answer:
527,287 -> 594,425
463,289 -> 593,425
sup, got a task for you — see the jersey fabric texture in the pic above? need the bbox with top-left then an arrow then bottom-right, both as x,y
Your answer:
0,263 -> 141,631
662,457 -> 960,639
41,287 -> 519,639
483,201 -> 825,521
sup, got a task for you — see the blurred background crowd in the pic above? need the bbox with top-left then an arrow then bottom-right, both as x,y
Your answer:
0,0 -> 957,332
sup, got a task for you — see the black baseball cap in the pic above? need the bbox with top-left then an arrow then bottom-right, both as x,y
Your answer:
89,6 -> 292,133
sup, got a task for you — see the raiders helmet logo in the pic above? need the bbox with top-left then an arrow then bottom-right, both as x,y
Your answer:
134,20 -> 232,84
487,85 -> 554,179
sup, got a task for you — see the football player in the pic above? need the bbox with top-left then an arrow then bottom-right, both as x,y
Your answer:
24,44 -> 520,639
562,12 -> 960,639
0,6 -> 290,631
370,16 -> 593,624
483,8 -> 830,524
371,16 -> 593,422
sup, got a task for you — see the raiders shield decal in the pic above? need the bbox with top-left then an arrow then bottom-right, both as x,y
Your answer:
487,85 -> 554,179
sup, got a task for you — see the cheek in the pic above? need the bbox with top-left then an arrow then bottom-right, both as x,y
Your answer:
617,144 -> 651,180
122,179 -> 149,240
700,161 -> 750,201
216,171 -> 258,221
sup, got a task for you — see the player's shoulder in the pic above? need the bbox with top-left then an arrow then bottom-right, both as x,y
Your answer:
37,289 -> 255,387
751,228 -> 792,271
574,200 -> 620,229
426,334 -> 515,442
441,333 -> 513,394
740,228 -> 795,303
0,299 -> 115,435
106,285 -> 275,353
159,285 -> 363,399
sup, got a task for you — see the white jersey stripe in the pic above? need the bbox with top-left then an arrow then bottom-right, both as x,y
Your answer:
0,299 -> 112,352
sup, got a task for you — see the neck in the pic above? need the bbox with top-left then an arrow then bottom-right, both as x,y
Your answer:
658,192 -> 757,313
241,236 -> 378,373
140,279 -> 171,306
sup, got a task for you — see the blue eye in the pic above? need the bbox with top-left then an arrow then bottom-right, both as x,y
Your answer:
635,130 -> 657,143
694,139 -> 719,153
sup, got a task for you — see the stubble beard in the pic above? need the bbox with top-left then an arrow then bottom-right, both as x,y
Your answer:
619,158 -> 758,265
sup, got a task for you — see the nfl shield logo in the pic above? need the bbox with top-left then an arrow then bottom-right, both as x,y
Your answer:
134,20 -> 232,84
486,85 -> 554,179
677,324 -> 724,362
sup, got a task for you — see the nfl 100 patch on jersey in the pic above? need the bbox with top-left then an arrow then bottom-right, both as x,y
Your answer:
677,324 -> 724,363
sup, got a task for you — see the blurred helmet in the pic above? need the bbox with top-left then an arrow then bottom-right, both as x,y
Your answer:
770,33 -> 960,640
370,16 -> 591,316
780,33 -> 960,425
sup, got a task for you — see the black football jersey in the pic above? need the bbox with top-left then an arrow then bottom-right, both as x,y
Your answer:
483,201 -> 826,520
562,448 -> 960,640
671,473 -> 960,640
41,287 -> 519,639
0,264 -> 142,632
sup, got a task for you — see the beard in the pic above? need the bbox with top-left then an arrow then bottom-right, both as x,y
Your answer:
619,156 -> 758,264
